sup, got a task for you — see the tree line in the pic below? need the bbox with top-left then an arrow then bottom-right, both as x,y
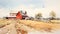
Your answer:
35,11 -> 56,20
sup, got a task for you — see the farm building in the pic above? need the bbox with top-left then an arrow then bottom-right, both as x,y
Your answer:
5,10 -> 28,19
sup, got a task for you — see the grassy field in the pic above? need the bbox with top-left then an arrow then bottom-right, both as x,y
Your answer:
0,19 -> 16,28
0,19 -> 60,32
19,20 -> 60,31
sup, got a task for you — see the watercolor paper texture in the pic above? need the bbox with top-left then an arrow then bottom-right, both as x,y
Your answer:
0,0 -> 60,34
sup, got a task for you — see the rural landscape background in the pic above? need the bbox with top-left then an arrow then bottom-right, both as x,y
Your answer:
0,0 -> 60,34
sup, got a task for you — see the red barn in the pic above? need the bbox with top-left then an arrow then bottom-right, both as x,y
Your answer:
16,11 -> 22,19
5,11 -> 28,19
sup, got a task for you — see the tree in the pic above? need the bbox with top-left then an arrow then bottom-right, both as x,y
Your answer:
35,13 -> 42,20
49,11 -> 56,20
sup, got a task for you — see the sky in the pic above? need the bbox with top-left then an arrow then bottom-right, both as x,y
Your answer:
0,0 -> 60,18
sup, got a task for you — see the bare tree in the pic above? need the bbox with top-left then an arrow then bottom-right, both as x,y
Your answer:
49,11 -> 56,20
35,13 -> 42,20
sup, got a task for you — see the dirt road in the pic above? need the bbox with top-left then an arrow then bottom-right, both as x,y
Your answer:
0,23 -> 17,34
0,20 -> 60,34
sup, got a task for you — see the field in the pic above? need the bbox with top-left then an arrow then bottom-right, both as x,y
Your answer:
0,19 -> 60,34
20,20 -> 60,31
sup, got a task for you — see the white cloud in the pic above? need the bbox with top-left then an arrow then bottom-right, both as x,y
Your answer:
0,8 -> 10,18
0,0 -> 60,18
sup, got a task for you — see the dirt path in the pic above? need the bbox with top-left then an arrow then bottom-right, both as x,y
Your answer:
0,23 -> 17,34
0,20 -> 60,34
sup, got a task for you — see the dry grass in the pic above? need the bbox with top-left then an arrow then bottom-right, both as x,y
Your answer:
20,20 -> 60,32
0,19 -> 16,28
0,19 -> 60,32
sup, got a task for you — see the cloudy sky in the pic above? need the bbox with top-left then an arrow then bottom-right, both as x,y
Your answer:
0,0 -> 60,18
